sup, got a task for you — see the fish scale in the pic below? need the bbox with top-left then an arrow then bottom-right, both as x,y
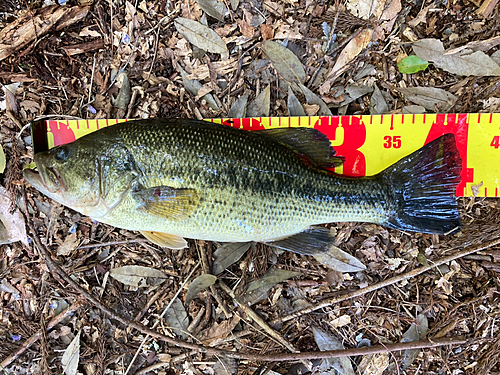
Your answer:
25,118 -> 462,252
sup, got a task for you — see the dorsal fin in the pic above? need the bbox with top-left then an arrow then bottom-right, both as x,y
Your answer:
256,127 -> 344,168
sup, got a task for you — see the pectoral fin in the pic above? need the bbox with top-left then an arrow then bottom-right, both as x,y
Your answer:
264,227 -> 334,255
133,186 -> 200,220
140,231 -> 188,249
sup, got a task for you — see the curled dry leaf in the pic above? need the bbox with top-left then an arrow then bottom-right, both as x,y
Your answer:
228,92 -> 250,118
109,265 -> 168,288
320,29 -> 373,94
174,17 -> 228,55
287,86 -> 306,116
185,273 -> 217,305
412,38 -> 500,76
0,187 -> 28,246
297,83 -> 332,116
401,314 -> 429,369
262,40 -> 306,84
397,86 -> 457,112
313,246 -> 366,273
200,315 -> 240,346
178,64 -> 220,110
312,326 -> 355,375
246,85 -> 271,117
212,242 -> 251,275
61,330 -> 80,375
57,232 -> 80,256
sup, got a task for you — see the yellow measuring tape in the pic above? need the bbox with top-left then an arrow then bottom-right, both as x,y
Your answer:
32,113 -> 500,197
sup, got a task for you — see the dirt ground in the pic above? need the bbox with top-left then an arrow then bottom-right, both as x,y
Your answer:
1,0 -> 500,374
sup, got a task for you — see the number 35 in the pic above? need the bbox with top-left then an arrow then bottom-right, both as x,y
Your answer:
383,135 -> 402,149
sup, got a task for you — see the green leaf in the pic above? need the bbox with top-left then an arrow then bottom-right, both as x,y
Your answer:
397,55 -> 429,74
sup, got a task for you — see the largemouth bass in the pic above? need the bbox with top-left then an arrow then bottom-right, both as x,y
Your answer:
24,119 -> 462,254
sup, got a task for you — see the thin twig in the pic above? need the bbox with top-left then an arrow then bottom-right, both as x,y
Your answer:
1,298 -> 86,368
272,235 -> 500,324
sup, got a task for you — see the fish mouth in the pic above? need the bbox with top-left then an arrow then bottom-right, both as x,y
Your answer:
23,160 -> 64,194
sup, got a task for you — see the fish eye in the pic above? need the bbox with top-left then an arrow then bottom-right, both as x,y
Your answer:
54,146 -> 70,161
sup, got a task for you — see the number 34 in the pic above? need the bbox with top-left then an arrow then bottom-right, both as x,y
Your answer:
383,135 -> 402,149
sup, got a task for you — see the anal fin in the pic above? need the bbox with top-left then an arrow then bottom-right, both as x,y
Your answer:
264,227 -> 334,255
140,231 -> 188,249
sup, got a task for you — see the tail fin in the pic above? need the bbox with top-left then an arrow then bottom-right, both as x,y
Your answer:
382,134 -> 462,234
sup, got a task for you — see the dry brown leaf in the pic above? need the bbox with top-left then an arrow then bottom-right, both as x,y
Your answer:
185,274 -> 217,305
312,327 -> 355,375
228,93 -> 250,118
320,29 -> 373,94
261,24 -> 274,40
213,242 -> 251,274
79,26 -> 101,38
408,3 -> 434,27
303,103 -> 320,115
357,353 -> 390,375
287,86 -> 305,116
446,35 -> 500,54
274,24 -> 302,39
330,314 -> 351,328
181,0 -> 203,20
215,24 -> 238,37
313,246 -> 366,272
0,187 -> 28,246
199,315 -> 240,346
57,233 -> 80,256
238,19 -> 255,38
165,298 -> 190,340
381,0 -> 401,20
